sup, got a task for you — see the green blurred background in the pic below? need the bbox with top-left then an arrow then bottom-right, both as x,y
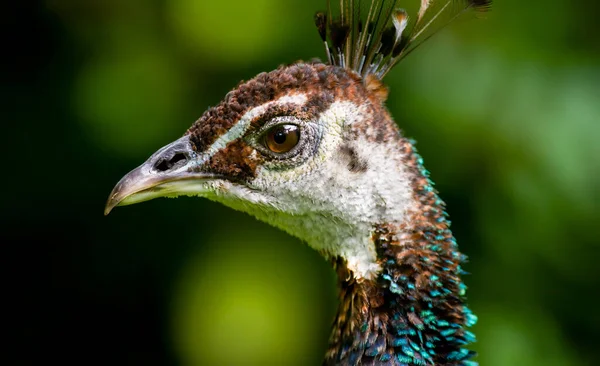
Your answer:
3,0 -> 599,365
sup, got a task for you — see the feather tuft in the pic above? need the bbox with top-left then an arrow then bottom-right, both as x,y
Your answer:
417,0 -> 432,24
379,27 -> 396,58
315,12 -> 328,41
314,0 -> 491,80
330,22 -> 351,51
392,9 -> 408,45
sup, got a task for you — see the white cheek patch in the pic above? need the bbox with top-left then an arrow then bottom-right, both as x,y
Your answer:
196,93 -> 308,166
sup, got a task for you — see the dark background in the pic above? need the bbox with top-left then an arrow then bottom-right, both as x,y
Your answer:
3,0 -> 599,365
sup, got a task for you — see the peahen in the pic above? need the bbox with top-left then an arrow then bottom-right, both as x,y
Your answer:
105,1 -> 490,364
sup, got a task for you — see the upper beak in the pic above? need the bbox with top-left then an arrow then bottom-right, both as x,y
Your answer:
104,163 -> 160,216
104,136 -> 210,215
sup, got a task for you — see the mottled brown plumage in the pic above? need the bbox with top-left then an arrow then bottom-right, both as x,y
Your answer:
187,62 -> 340,152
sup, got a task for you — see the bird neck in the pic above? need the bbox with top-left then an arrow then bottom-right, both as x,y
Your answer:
323,138 -> 478,366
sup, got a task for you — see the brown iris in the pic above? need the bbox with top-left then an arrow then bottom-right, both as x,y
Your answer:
264,124 -> 300,153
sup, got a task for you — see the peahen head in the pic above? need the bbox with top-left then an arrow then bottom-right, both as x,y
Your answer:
106,1 -> 490,364
105,63 -> 410,279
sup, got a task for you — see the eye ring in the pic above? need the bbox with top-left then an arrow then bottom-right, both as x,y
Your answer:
263,124 -> 300,154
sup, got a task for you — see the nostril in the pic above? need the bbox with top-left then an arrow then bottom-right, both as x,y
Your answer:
170,152 -> 187,165
154,152 -> 188,172
155,159 -> 170,172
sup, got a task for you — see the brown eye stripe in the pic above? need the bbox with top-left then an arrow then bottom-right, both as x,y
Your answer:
203,140 -> 262,181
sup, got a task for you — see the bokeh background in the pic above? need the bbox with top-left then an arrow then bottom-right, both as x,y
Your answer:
4,0 -> 599,365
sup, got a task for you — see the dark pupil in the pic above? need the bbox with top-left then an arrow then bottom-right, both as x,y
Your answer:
273,129 -> 287,144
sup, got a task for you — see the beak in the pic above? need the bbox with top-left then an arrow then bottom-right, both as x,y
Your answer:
104,136 -> 213,215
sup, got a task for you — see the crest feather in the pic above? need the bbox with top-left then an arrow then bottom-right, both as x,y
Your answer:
314,0 -> 492,80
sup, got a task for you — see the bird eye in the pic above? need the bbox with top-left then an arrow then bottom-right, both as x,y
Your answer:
264,124 -> 300,154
